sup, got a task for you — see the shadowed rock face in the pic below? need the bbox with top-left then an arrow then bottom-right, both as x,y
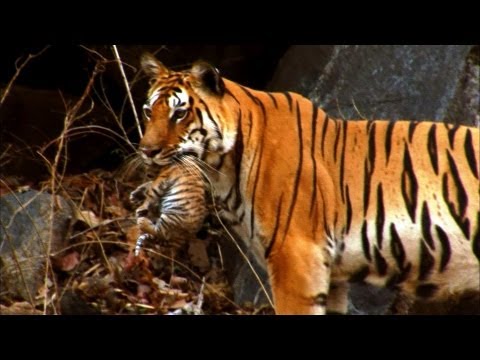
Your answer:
0,190 -> 73,302
269,45 -> 478,126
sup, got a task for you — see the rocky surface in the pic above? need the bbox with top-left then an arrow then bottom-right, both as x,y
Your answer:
269,45 -> 477,125
0,190 -> 74,302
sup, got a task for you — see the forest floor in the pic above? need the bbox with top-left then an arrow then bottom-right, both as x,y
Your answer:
0,168 -> 274,315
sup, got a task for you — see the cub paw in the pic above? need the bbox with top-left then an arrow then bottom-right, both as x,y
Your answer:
129,181 -> 152,206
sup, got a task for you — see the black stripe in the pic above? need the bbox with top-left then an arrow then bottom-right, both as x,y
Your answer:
376,183 -> 385,249
232,109 -> 244,210
265,193 -> 284,258
415,284 -> 438,299
421,202 -> 435,250
320,115 -> 330,157
407,121 -> 417,143
345,185 -> 353,234
361,220 -> 372,262
224,88 -> 240,105
397,262 -> 412,284
349,266 -> 370,282
464,129 -> 479,179
309,103 -> 318,217
448,124 -> 460,149
363,160 -> 371,217
333,120 -> 342,162
418,240 -> 435,281
374,246 -> 388,276
427,124 -> 439,175
282,101 -> 304,243
435,225 -> 451,272
223,185 -> 234,204
401,143 -> 419,223
385,121 -> 396,164
447,150 -> 468,218
189,96 -> 195,106
249,134 -> 266,238
199,99 -> 223,140
366,120 -> 374,133
246,110 -> 253,144
266,92 -> 278,108
442,173 -> 470,239
283,92 -> 293,111
368,122 -> 377,175
195,108 -> 204,127
239,85 -> 260,105
339,121 -> 348,203
473,212 -> 480,261
390,223 -> 406,270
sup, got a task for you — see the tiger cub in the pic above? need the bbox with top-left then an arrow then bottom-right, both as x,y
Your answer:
129,159 -> 208,256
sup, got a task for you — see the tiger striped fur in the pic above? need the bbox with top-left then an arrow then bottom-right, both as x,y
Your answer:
137,53 -> 480,314
129,158 -> 208,253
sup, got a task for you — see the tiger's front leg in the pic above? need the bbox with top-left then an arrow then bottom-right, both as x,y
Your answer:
267,234 -> 333,315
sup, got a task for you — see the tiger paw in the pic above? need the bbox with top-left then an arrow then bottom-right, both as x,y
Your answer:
137,216 -> 157,235
129,181 -> 152,207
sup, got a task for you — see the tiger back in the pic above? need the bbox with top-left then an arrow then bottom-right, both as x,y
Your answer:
136,53 -> 479,314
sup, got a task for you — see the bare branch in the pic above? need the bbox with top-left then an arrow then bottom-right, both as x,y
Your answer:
0,46 -> 50,107
111,45 -> 143,138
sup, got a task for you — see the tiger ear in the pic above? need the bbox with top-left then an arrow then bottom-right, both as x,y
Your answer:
141,53 -> 169,82
191,60 -> 225,96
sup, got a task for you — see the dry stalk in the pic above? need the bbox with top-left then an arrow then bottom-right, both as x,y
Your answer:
0,46 -> 50,107
111,45 -> 143,138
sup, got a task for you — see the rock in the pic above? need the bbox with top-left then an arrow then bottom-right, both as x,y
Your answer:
0,190 -> 74,302
269,45 -> 477,126
216,227 -> 272,308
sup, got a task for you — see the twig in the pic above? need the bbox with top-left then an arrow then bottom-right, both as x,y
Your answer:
0,46 -> 50,107
111,45 -> 143,138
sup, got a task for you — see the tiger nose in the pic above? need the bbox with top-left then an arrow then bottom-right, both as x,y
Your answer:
140,147 -> 162,158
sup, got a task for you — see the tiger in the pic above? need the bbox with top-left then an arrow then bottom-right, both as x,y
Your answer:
129,157 -> 208,256
136,53 -> 480,315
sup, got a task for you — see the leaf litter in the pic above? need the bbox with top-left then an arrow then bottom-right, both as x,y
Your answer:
0,169 -> 273,315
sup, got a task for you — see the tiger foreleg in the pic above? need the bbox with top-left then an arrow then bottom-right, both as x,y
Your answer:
267,235 -> 332,315
327,281 -> 350,315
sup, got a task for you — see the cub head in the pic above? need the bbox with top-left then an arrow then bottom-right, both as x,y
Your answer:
138,53 -> 236,166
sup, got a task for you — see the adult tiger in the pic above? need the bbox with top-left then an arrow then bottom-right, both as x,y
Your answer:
137,53 -> 480,314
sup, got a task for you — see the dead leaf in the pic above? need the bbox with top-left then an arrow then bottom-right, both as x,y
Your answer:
169,298 -> 188,310
76,210 -> 102,227
0,302 -> 42,315
53,251 -> 80,272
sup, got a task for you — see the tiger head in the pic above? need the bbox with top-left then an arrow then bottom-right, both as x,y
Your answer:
138,53 -> 237,166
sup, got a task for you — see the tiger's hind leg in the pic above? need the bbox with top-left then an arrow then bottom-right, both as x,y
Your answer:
267,235 -> 333,315
326,281 -> 350,315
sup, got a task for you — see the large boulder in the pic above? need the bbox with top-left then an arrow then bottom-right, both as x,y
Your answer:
269,45 -> 478,126
0,190 -> 74,302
